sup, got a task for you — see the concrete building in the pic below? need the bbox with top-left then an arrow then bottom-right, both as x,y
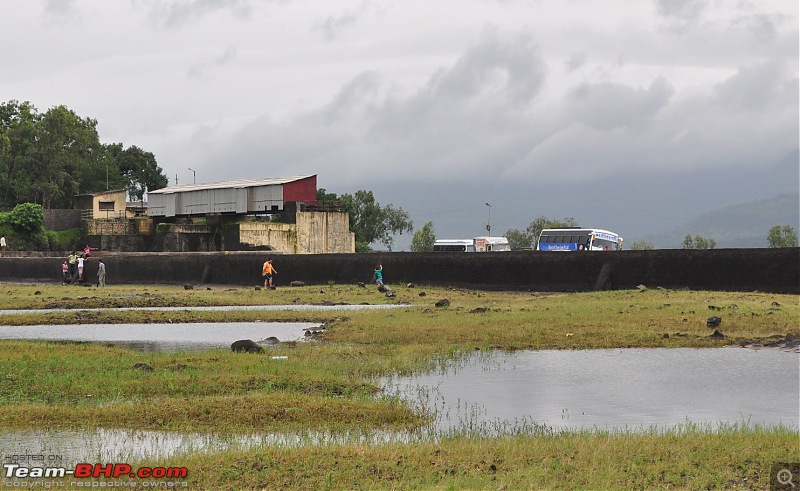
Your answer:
73,190 -> 128,219
147,175 -> 317,217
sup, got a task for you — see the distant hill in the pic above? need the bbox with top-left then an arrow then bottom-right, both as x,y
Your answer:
640,191 -> 800,249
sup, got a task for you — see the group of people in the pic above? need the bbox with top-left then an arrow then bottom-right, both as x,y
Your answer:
62,245 -> 105,286
260,257 -> 386,290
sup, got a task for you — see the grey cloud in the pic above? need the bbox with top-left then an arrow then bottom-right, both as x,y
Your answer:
321,71 -> 382,122
732,13 -> 781,43
712,60 -> 795,111
427,28 -> 546,105
316,11 -> 359,40
654,0 -> 708,28
564,52 -> 586,73
147,0 -> 256,27
193,22 -> 795,193
564,77 -> 674,131
187,45 -> 238,80
44,0 -> 78,19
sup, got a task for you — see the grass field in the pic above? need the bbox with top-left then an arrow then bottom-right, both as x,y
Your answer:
0,282 -> 797,489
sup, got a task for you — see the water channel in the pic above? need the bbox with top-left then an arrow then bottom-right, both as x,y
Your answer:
0,321 -> 318,351
1,344 -> 796,466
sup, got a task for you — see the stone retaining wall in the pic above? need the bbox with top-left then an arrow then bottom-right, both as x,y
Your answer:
0,248 -> 796,293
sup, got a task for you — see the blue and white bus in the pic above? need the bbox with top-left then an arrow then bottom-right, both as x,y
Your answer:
536,228 -> 623,251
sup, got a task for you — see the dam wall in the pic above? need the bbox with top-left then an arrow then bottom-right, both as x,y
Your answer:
0,248 -> 797,293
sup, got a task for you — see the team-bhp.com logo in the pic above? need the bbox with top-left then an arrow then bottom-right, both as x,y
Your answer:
4,462 -> 188,479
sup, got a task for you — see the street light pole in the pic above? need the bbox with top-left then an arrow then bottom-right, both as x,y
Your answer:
188,167 -> 196,184
485,202 -> 492,234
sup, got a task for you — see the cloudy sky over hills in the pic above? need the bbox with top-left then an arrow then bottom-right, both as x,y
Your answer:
2,0 -> 797,246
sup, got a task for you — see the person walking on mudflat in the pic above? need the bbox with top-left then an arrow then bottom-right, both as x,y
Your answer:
262,257 -> 277,289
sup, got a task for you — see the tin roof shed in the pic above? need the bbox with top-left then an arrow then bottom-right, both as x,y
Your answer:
147,175 -> 317,217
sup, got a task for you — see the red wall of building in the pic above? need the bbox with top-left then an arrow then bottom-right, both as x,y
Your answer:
283,176 -> 317,204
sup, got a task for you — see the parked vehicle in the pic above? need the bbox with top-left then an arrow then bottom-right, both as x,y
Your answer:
433,237 -> 510,252
433,239 -> 476,252
537,228 -> 624,251
473,236 -> 511,252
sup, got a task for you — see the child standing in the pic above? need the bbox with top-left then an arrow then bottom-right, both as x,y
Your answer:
373,264 -> 384,288
61,261 -> 69,285
262,257 -> 277,289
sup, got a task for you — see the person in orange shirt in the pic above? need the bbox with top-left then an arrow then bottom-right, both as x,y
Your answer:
262,257 -> 277,289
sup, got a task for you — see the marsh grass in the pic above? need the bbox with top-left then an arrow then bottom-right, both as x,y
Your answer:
0,283 -> 797,489
128,423 -> 797,490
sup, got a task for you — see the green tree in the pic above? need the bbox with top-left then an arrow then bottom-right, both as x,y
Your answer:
631,240 -> 654,250
30,105 -> 105,208
319,189 -> 413,252
0,100 -> 40,208
504,228 -> 534,250
683,234 -> 716,249
0,100 -> 168,209
527,216 -> 579,248
105,144 -> 168,201
767,225 -> 798,248
410,221 -> 436,252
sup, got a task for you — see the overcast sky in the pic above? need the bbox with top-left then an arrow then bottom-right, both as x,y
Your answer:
2,0 -> 798,246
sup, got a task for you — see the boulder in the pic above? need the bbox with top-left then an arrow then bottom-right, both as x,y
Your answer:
709,329 -> 725,339
231,339 -> 264,353
290,281 -> 305,287
706,316 -> 722,328
435,299 -> 450,308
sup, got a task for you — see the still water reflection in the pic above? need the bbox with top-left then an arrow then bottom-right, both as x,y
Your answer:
0,348 -> 796,465
0,322 -> 319,351
385,347 -> 799,431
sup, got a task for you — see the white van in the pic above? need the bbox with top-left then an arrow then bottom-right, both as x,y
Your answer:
473,236 -> 511,252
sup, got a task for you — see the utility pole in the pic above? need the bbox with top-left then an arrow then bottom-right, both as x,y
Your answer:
485,202 -> 492,234
188,167 -> 196,184
175,174 -> 179,185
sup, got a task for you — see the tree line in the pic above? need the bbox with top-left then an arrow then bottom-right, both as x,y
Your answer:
0,100 -> 168,209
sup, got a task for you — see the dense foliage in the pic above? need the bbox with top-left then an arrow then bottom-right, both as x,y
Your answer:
682,234 -> 717,249
767,225 -> 798,248
0,100 -> 168,209
410,221 -> 436,252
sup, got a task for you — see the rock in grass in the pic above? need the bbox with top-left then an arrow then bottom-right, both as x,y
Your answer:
231,339 -> 264,353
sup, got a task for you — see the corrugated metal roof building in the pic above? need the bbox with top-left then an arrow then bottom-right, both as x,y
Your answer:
147,175 -> 317,217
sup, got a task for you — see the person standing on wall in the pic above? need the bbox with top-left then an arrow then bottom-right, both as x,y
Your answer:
0,236 -> 6,257
262,257 -> 277,289
68,251 -> 78,281
97,259 -> 106,287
